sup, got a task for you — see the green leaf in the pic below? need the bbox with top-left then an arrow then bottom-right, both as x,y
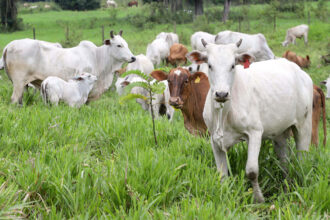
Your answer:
121,70 -> 150,81
119,93 -> 148,105
150,82 -> 166,94
124,81 -> 150,94
154,67 -> 171,73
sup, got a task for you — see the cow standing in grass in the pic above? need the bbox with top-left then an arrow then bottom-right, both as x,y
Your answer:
1,30 -> 135,104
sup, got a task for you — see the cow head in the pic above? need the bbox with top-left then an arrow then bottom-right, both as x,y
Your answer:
320,77 -> 330,99
195,38 -> 254,103
104,30 -> 136,63
151,67 -> 207,109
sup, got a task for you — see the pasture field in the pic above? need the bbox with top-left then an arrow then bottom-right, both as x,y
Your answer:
0,2 -> 329,218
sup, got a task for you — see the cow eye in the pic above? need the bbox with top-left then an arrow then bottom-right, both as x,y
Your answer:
117,45 -> 122,48
231,64 -> 235,69
208,64 -> 212,70
185,79 -> 189,84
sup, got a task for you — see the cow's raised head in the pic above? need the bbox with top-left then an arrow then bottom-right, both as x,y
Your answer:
151,67 -> 207,109
198,38 -> 254,103
104,30 -> 136,63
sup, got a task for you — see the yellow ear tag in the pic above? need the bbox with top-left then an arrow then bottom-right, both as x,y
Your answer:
194,76 -> 200,84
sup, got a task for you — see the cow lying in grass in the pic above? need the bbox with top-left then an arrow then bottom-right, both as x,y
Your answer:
282,50 -> 310,68
41,73 -> 97,108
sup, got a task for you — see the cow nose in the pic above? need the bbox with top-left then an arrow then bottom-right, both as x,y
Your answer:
130,57 -> 136,63
215,92 -> 229,102
169,97 -> 181,108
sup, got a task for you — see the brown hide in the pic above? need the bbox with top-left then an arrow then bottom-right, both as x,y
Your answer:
312,85 -> 327,147
282,50 -> 310,68
128,1 -> 138,7
167,43 -> 189,66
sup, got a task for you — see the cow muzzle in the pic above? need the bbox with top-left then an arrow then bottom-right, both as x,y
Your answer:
214,91 -> 229,103
128,56 -> 136,63
169,97 -> 183,109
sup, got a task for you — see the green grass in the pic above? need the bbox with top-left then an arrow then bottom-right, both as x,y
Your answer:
0,2 -> 329,218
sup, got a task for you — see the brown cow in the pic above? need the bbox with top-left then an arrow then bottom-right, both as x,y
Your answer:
312,85 -> 327,147
128,1 -> 138,7
151,68 -> 209,136
282,50 -> 310,68
166,43 -> 189,66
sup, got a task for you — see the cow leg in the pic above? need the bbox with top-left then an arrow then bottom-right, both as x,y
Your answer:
292,112 -> 312,157
273,132 -> 290,177
304,33 -> 308,46
11,81 -> 26,105
211,135 -> 228,177
246,131 -> 264,203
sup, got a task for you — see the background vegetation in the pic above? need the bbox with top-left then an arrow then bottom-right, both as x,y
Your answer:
0,1 -> 329,218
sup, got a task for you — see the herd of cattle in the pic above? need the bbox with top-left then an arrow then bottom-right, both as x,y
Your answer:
0,23 -> 328,203
106,0 -> 138,8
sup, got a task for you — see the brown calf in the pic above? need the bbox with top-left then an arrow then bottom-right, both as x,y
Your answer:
151,67 -> 209,136
166,43 -> 189,66
312,85 -> 327,147
282,50 -> 310,68
128,1 -> 138,7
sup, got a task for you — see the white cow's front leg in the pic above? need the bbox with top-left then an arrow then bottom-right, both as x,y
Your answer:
246,131 -> 264,203
211,135 -> 228,178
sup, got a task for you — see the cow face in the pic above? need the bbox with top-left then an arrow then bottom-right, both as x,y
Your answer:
320,77 -> 330,99
197,38 -> 253,103
151,68 -> 205,109
104,30 -> 136,63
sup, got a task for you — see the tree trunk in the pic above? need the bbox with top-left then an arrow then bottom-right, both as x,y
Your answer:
222,0 -> 231,23
0,0 -> 18,29
194,0 -> 203,17
177,0 -> 183,11
164,0 -> 169,8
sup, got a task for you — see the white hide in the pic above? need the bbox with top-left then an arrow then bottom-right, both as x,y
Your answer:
320,77 -> 330,99
146,38 -> 172,66
41,73 -> 97,107
107,0 -> 117,8
215,31 -> 275,61
115,54 -> 154,95
184,63 -> 209,76
156,32 -> 179,45
190,31 -> 215,52
2,36 -> 135,104
282,24 -> 309,47
201,42 -> 313,203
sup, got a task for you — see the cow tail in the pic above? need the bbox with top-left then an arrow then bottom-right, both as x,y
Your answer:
317,87 -> 327,147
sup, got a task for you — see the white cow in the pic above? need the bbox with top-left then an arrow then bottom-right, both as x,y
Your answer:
106,0 -> 117,8
1,31 -> 135,104
115,54 -> 154,96
320,77 -> 330,99
191,31 -> 215,52
185,51 -> 209,76
215,31 -> 275,61
156,32 -> 179,45
146,36 -> 173,66
196,39 -> 313,203
282,24 -> 309,47
41,73 -> 97,107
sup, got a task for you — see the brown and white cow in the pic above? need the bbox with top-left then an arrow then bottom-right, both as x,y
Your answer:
128,1 -> 138,7
282,50 -> 310,68
151,67 -> 209,136
166,43 -> 189,66
312,85 -> 327,147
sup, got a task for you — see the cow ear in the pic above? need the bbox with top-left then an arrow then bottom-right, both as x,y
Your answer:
151,70 -> 168,81
235,53 -> 255,65
320,80 -> 327,85
121,81 -> 130,86
306,55 -> 310,60
119,30 -> 123,36
75,77 -> 84,81
189,72 -> 207,84
104,39 -> 111,45
186,51 -> 208,64
214,34 -> 219,43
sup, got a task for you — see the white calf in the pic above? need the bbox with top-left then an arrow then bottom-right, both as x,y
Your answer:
41,73 -> 97,107
282,24 -> 309,47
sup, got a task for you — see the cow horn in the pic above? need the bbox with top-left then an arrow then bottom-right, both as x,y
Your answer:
110,30 -> 114,39
119,30 -> 123,36
236,39 -> 242,48
201,39 -> 208,48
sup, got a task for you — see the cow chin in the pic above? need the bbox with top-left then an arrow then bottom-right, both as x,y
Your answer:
214,97 -> 229,103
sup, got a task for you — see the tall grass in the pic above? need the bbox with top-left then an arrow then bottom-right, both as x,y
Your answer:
0,2 -> 329,218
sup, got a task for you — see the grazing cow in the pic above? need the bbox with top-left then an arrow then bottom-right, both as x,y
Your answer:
215,31 -> 275,61
146,36 -> 173,66
191,31 -> 216,51
156,32 -> 179,45
320,77 -> 330,99
282,50 -> 310,68
44,4 -> 51,9
23,3 -> 29,7
2,30 -> 135,104
151,68 -> 209,136
107,0 -> 117,8
128,1 -> 138,7
167,43 -> 189,66
29,5 -> 38,9
312,85 -> 327,147
197,39 -> 313,203
115,54 -> 154,95
41,73 -> 97,107
282,24 -> 309,47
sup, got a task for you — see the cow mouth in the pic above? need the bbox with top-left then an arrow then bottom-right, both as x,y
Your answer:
169,102 -> 183,109
214,97 -> 228,103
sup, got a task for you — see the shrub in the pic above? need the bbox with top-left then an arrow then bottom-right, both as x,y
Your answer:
193,15 -> 214,34
312,0 -> 328,22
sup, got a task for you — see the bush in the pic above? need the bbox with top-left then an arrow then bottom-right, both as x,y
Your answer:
56,0 -> 101,11
193,15 -> 214,34
312,0 -> 328,22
